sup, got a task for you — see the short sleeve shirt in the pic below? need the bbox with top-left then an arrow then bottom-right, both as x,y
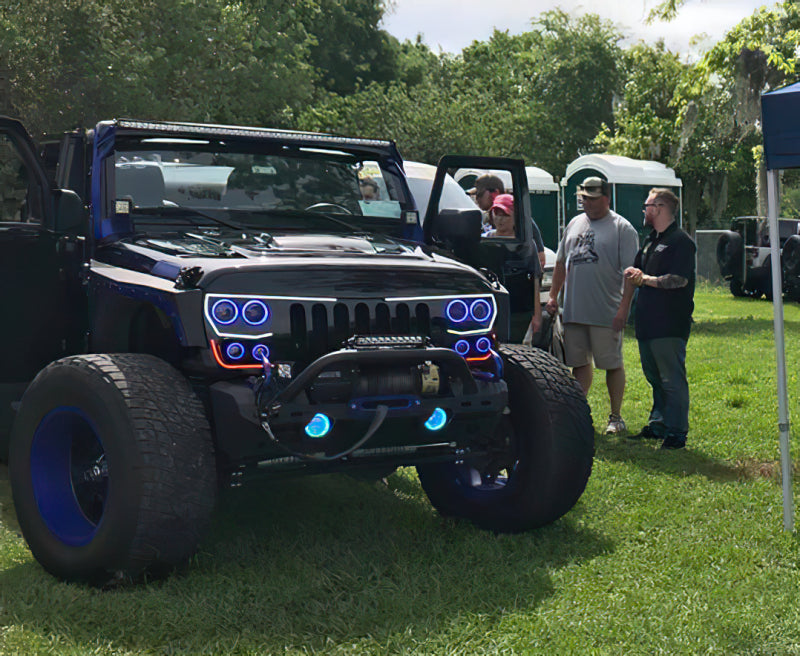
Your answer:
556,210 -> 640,326
633,222 -> 696,340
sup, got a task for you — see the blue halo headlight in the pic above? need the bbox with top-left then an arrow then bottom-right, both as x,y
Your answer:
470,299 -> 492,322
446,299 -> 469,323
424,407 -> 448,431
454,339 -> 470,356
212,299 -> 238,325
243,300 -> 269,326
475,336 -> 492,353
252,344 -> 270,361
305,413 -> 332,438
226,342 -> 245,360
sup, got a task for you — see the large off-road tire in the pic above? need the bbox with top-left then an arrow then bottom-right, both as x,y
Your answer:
783,235 -> 800,278
9,354 -> 216,585
717,230 -> 744,279
416,345 -> 593,532
782,235 -> 800,300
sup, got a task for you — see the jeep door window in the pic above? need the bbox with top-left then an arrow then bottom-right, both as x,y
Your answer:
0,135 -> 38,224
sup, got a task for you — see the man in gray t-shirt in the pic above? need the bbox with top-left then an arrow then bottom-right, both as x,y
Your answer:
545,176 -> 639,435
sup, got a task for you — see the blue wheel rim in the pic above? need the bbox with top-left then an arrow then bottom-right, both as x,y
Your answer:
30,407 -> 107,546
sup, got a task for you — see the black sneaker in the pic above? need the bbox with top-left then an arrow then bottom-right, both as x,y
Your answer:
628,425 -> 661,440
660,434 -> 687,450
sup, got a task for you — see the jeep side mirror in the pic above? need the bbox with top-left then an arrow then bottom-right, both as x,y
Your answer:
431,208 -> 482,244
53,188 -> 87,234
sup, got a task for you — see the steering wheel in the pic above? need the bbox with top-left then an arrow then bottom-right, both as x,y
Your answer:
305,202 -> 353,215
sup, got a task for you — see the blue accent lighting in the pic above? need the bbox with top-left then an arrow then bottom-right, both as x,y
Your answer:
243,300 -> 269,325
304,413 -> 332,438
424,407 -> 448,431
470,299 -> 492,322
226,342 -> 245,360
212,299 -> 238,325
446,299 -> 469,323
454,339 -> 470,356
475,336 -> 492,353
252,344 -> 270,361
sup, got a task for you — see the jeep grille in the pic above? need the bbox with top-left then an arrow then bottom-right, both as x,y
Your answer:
290,301 -> 432,356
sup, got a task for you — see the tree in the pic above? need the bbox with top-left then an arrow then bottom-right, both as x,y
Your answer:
288,0 -> 399,95
299,10 -> 624,175
592,0 -> 800,233
0,0 -> 398,136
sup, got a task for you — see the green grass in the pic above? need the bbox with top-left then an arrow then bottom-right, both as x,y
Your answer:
3,285 -> 800,655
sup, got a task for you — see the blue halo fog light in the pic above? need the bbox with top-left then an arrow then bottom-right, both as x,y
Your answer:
243,300 -> 269,325
424,407 -> 448,431
252,344 -> 270,361
475,336 -> 492,353
305,413 -> 332,438
470,299 -> 492,322
212,299 -> 238,325
454,339 -> 470,356
446,299 -> 469,323
226,342 -> 245,360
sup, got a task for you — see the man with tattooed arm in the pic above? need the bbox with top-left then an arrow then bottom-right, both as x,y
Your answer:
625,188 -> 696,450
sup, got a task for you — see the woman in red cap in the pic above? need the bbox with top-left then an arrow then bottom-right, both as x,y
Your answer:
485,194 -> 515,237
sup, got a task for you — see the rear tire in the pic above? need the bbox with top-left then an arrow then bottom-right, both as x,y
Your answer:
9,354 -> 216,585
782,235 -> 800,299
416,345 -> 593,532
717,231 -> 744,279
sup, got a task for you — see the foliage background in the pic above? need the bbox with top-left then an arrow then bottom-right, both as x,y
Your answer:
1,0 -> 799,228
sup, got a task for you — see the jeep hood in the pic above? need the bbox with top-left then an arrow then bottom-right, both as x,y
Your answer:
96,229 -> 498,297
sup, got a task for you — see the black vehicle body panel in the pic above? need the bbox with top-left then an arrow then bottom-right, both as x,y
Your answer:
0,117 -> 521,476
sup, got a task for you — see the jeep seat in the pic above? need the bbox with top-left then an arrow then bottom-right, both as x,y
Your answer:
116,165 -> 166,208
221,168 -> 279,209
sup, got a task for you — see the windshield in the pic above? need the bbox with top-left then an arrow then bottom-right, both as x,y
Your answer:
112,139 -> 410,231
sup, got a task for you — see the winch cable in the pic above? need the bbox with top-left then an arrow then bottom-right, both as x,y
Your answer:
260,404 -> 389,462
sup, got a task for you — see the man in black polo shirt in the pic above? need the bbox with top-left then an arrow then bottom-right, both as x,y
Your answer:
624,188 -> 696,450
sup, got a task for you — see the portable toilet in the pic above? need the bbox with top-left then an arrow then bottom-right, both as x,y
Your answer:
454,166 -> 560,249
561,154 -> 682,242
525,166 -> 560,250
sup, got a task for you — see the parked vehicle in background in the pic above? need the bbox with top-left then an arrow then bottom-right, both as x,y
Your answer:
717,216 -> 800,300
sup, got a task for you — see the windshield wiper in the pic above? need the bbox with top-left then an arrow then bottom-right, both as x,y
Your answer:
132,206 -> 247,232
274,208 -> 360,232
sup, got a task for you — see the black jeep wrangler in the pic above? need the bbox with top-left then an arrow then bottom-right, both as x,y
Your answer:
717,215 -> 800,300
0,117 -> 592,586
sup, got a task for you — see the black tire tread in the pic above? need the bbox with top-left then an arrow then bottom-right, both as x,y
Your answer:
499,344 -> 594,522
11,353 -> 216,583
417,344 -> 593,532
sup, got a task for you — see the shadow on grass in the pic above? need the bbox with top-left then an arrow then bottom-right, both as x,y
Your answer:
691,317 -> 800,336
593,430 -> 780,482
0,470 -> 612,653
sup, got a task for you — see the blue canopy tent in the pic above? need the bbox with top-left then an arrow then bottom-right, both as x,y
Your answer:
762,81 -> 800,531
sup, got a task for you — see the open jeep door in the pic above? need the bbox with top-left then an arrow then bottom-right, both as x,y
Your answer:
424,156 -> 540,342
0,118 -> 86,394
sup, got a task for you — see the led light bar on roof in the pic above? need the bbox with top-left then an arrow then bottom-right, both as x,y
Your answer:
115,119 -> 392,148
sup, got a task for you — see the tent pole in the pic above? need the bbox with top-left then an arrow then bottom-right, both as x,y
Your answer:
767,168 -> 794,531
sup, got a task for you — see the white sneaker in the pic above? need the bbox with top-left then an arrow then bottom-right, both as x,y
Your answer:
605,414 -> 627,435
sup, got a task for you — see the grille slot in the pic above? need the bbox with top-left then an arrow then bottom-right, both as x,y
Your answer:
290,301 -> 434,356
